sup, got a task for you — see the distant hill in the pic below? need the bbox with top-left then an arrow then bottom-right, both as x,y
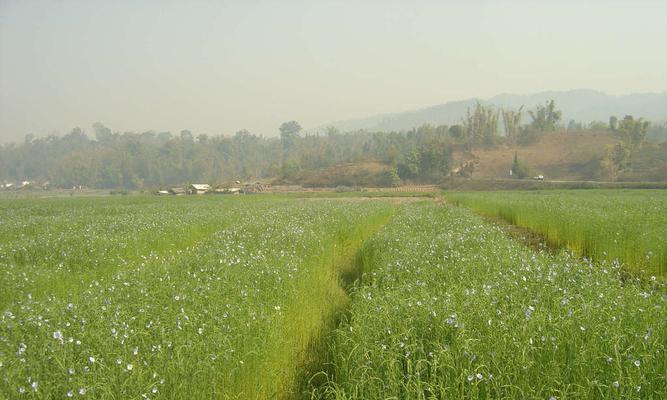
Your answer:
315,90 -> 667,132
450,130 -> 667,182
281,130 -> 667,186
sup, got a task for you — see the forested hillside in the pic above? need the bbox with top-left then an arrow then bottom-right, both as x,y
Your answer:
0,122 -> 452,189
2,101 -> 665,189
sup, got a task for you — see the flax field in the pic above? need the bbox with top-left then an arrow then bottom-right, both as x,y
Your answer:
1,193 -> 664,399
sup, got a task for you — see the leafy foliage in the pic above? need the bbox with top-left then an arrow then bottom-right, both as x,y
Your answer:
315,201 -> 666,398
528,100 -> 562,132
1,123 -> 453,188
462,102 -> 500,147
511,152 -> 533,179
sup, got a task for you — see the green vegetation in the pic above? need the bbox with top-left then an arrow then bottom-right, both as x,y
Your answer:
3,98 -> 665,191
528,100 -> 563,133
602,116 -> 652,180
313,202 -> 665,399
1,192 -> 665,399
511,152 -> 533,179
462,102 -> 500,147
446,190 -> 667,276
0,195 -> 394,398
0,123 -> 453,189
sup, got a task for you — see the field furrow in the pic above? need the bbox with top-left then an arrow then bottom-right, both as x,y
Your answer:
445,190 -> 667,276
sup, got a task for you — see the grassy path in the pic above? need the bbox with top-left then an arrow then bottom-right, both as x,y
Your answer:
237,206 -> 398,399
0,195 -> 400,399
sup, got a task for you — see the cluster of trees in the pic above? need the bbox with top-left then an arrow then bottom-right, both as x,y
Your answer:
455,100 -> 563,148
566,114 -> 665,141
0,122 -> 454,189
602,115 -> 651,179
2,99 -> 660,188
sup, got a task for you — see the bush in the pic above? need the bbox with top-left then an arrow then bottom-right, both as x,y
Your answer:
513,160 -> 533,179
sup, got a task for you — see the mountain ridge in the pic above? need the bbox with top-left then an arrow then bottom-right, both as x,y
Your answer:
314,90 -> 667,133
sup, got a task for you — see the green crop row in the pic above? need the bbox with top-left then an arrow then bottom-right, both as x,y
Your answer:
0,196 -> 394,399
2,194 -> 665,399
445,190 -> 667,276
314,202 -> 666,399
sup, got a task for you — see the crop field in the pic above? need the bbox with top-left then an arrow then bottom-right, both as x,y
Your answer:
0,196 -> 394,398
1,192 -> 665,399
446,190 -> 667,277
314,202 -> 665,399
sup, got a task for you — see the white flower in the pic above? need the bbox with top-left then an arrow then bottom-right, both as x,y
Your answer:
126,363 -> 133,371
67,390 -> 73,397
613,381 -> 620,388
524,306 -> 534,320
53,331 -> 63,341
79,387 -> 87,395
88,356 -> 95,364
634,359 -> 641,367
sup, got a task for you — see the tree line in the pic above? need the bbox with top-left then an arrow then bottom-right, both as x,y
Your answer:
0,122 -> 455,189
0,99 -> 657,188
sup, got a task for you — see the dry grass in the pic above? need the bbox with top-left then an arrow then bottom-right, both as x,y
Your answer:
452,131 -> 617,180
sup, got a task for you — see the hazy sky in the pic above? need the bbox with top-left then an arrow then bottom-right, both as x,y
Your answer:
1,0 -> 666,142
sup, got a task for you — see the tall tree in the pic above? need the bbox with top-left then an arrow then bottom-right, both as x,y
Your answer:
501,106 -> 523,140
279,120 -> 302,155
617,115 -> 649,150
528,100 -> 562,132
462,102 -> 499,147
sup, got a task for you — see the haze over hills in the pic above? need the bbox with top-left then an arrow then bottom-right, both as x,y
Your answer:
315,90 -> 667,133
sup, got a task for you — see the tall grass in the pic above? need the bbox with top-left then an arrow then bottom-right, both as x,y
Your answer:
0,195 -> 394,399
446,190 -> 667,276
313,202 -> 666,399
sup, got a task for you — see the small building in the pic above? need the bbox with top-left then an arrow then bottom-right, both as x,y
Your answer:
157,190 -> 170,196
189,184 -> 211,195
19,180 -> 33,189
169,187 -> 186,196
213,187 -> 241,195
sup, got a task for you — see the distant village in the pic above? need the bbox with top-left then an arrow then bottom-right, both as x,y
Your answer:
0,180 -> 268,195
0,180 -> 51,191
157,182 -> 268,195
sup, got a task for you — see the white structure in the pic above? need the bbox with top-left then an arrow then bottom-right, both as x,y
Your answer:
189,184 -> 212,195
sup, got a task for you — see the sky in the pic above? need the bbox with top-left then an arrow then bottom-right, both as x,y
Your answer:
1,0 -> 666,143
